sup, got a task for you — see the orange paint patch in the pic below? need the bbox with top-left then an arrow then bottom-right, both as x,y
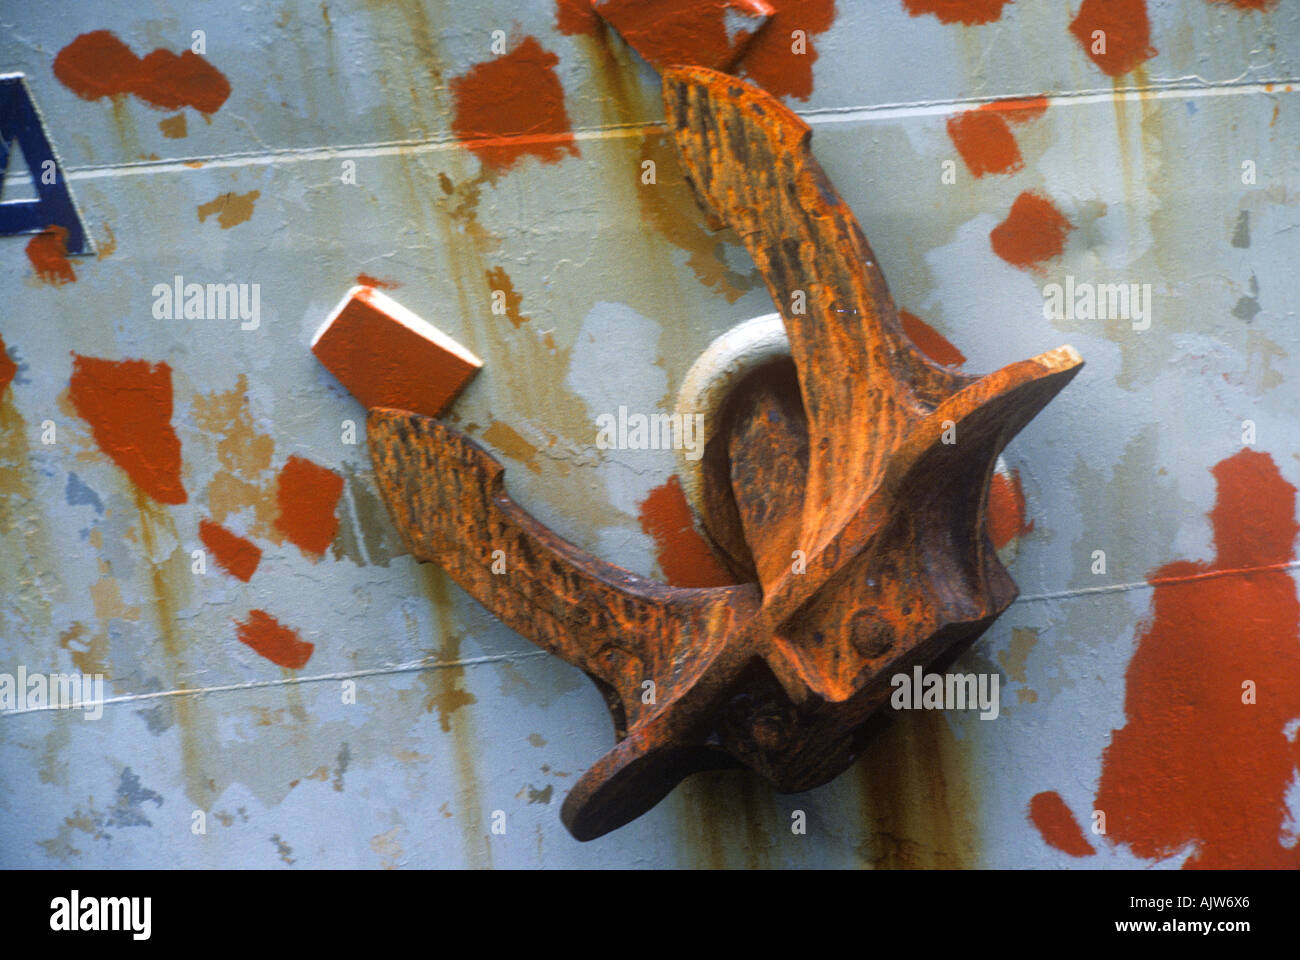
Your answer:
1068,0 -> 1156,78
595,0 -> 773,73
986,469 -> 1032,548
355,273 -> 400,290
738,0 -> 836,101
25,226 -> 77,285
199,518 -> 261,582
1028,791 -> 1096,857
235,610 -> 314,669
0,334 -> 14,394
311,286 -> 482,419
556,0 -> 603,35
638,475 -> 737,588
274,455 -> 344,557
484,266 -> 529,328
450,36 -> 578,172
901,0 -> 1013,25
68,354 -> 186,505
53,30 -> 231,113
947,97 -> 1048,177
946,109 -> 1022,177
899,310 -> 966,367
990,191 -> 1073,269
1094,450 -> 1300,869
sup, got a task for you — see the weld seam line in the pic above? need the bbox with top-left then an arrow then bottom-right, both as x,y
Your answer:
60,79 -> 1295,182
1014,558 -> 1300,605
0,649 -> 549,719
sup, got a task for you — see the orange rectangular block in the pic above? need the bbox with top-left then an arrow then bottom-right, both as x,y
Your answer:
311,286 -> 482,418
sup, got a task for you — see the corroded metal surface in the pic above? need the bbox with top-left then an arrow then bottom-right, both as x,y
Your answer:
2,1 -> 1297,869
369,68 -> 1081,839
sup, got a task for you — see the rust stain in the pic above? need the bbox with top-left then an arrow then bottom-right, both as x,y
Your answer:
90,563 -> 141,621
1068,0 -> 1157,78
58,622 -> 110,682
196,190 -> 260,229
990,191 -> 1074,270
26,226 -> 77,285
420,567 -> 490,868
484,266 -> 530,328
191,375 -> 274,477
53,30 -> 231,114
987,469 -> 1033,548
96,223 -> 117,260
638,129 -> 758,302
235,610 -> 314,669
68,354 -> 186,505
134,491 -> 209,809
1093,449 -> 1300,869
190,376 -> 280,541
273,455 -> 344,556
481,420 -> 543,475
901,0 -> 1012,25
157,113 -> 187,138
637,475 -> 738,587
1028,790 -> 1096,856
857,710 -> 978,868
997,626 -> 1037,683
450,36 -> 578,172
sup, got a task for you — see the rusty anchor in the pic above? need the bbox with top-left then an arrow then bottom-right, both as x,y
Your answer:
367,67 -> 1083,840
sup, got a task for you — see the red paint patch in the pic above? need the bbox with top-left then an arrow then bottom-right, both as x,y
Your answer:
68,354 -> 186,505
235,610 -> 314,669
899,310 -> 966,367
354,273 -> 400,290
311,286 -> 482,419
638,475 -> 737,588
556,0 -> 602,35
1210,0 -> 1278,8
595,0 -> 772,73
1094,450 -> 1300,869
1028,791 -> 1096,857
274,455 -> 344,556
53,30 -> 231,113
901,0 -> 1013,26
199,519 -> 261,582
738,0 -> 836,101
450,36 -> 578,172
0,334 -> 16,395
1068,0 -> 1157,78
990,191 -> 1073,269
25,226 -> 76,285
947,109 -> 1022,177
987,469 -> 1032,549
